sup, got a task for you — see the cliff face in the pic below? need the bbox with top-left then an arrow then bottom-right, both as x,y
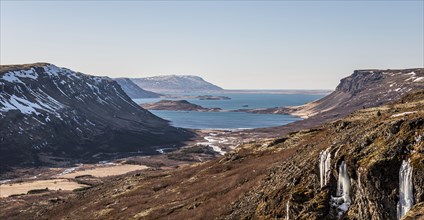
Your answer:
114,78 -> 161,99
236,69 -> 424,134
241,68 -> 424,140
0,63 -> 193,171
335,70 -> 384,94
295,68 -> 424,119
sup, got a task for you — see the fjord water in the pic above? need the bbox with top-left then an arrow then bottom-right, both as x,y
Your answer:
134,93 -> 324,129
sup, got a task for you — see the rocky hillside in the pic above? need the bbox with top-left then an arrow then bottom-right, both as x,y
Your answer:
114,78 -> 161,99
227,91 -> 424,220
4,90 -> 423,220
236,68 -> 424,139
130,75 -> 223,93
241,69 -> 424,119
293,68 -> 424,118
0,63 -> 194,171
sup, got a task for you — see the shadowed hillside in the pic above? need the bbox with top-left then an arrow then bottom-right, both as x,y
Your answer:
0,63 -> 194,171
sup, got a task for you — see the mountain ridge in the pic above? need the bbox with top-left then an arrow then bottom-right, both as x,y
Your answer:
229,68 -> 424,141
0,63 -> 194,171
295,68 -> 424,117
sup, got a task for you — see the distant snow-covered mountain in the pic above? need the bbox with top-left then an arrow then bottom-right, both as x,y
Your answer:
130,75 -> 223,93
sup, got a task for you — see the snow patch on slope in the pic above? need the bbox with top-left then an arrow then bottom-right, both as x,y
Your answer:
1,69 -> 39,83
413,77 -> 424,82
0,90 -> 65,115
0,95 -> 45,115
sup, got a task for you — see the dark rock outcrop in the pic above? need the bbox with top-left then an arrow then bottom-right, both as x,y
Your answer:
336,70 -> 384,94
0,63 -> 194,171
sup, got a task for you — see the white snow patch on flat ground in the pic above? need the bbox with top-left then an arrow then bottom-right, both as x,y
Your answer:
200,136 -> 226,155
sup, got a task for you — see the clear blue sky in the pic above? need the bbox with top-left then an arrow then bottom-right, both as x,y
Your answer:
1,1 -> 423,89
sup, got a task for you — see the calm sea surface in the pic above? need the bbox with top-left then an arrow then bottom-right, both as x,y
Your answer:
133,93 -> 324,129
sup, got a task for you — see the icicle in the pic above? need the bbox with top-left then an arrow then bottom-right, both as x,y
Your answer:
319,148 -> 331,188
286,200 -> 290,220
331,161 -> 351,215
337,161 -> 351,204
358,171 -> 361,189
397,159 -> 414,220
334,145 -> 342,158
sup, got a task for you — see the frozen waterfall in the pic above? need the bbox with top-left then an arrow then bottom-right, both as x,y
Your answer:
397,159 -> 414,220
286,200 -> 290,220
331,161 -> 351,215
319,148 -> 331,188
337,161 -> 351,204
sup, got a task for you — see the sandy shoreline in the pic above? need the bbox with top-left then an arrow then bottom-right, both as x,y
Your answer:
58,164 -> 148,179
0,163 -> 149,198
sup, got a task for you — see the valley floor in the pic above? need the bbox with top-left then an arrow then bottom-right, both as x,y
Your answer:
0,128 -> 261,199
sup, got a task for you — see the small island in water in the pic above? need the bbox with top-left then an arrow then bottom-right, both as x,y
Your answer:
162,94 -> 231,100
141,100 -> 222,112
196,95 -> 231,100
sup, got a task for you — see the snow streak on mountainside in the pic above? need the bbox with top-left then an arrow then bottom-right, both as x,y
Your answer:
0,63 -> 193,171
